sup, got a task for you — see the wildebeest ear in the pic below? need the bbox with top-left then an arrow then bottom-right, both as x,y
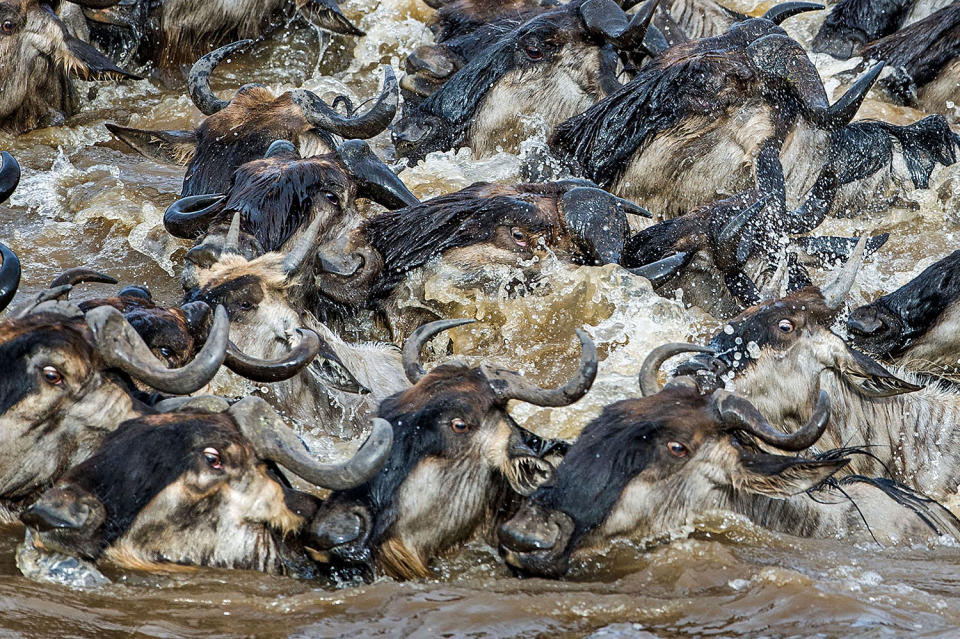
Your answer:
105,124 -> 197,166
734,453 -> 847,498
838,346 -> 923,397
63,34 -> 141,81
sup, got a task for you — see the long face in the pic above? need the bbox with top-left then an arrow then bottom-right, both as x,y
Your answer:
0,0 -> 132,131
499,387 -> 842,577
22,414 -> 319,574
183,90 -> 337,197
847,250 -> 960,362
0,315 -> 137,506
393,8 -> 610,161
309,365 -> 556,579
187,254 -> 297,359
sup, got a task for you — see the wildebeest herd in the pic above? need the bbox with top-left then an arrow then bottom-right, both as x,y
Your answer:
0,0 -> 959,591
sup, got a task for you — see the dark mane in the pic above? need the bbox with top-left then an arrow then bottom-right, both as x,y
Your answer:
222,154 -> 350,252
362,183 -> 554,292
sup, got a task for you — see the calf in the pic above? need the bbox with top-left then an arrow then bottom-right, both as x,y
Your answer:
307,318 -> 596,579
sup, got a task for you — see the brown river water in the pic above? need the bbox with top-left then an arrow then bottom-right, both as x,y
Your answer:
2,0 -> 960,636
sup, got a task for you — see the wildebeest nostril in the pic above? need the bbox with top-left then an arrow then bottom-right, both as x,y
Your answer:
499,517 -> 559,553
311,510 -> 365,549
20,502 -> 88,533
847,311 -> 883,335
392,122 -> 430,145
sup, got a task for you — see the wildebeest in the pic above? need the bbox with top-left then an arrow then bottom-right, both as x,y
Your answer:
392,0 -> 663,163
0,0 -> 138,133
854,4 -> 960,117
107,40 -> 399,197
312,179 -> 649,340
20,396 -> 393,575
811,0 -> 954,60
307,319 -> 595,579
498,378 -> 960,578
78,0 -> 362,72
184,220 -> 409,437
163,138 -> 418,291
847,249 -> 960,375
663,239 -> 960,503
549,11 -> 959,218
0,282 -> 230,522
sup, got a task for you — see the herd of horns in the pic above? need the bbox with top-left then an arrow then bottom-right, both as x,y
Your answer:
1,0 -> 960,585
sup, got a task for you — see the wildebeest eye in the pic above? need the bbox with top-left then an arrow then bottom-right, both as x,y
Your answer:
203,447 -> 222,470
450,418 -> 470,434
322,190 -> 340,206
41,365 -> 63,386
159,347 -> 174,360
524,44 -> 543,61
237,300 -> 255,311
511,227 -> 527,247
667,441 -> 688,458
777,319 -> 794,333
1,20 -> 15,34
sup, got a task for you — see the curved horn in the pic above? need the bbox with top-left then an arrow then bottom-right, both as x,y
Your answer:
627,251 -> 693,287
336,139 -> 419,209
762,2 -> 824,25
289,66 -> 398,139
482,329 -> 598,407
282,206 -> 329,275
821,235 -> 868,310
163,193 -> 227,239
639,342 -> 713,396
229,396 -> 393,490
223,210 -> 242,254
49,268 -> 118,289
188,40 -> 252,116
822,62 -> 883,130
224,328 -> 321,382
401,318 -> 475,384
714,389 -> 830,452
86,304 -> 230,394
0,242 -> 21,313
0,151 -> 21,204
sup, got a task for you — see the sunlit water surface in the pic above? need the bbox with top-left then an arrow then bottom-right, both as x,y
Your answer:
1,0 -> 960,636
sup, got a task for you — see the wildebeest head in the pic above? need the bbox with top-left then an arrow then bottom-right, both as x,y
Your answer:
314,180 -> 647,308
308,319 -> 596,579
548,5 -> 890,216
0,0 -> 138,132
847,250 -> 960,367
21,396 -> 393,574
811,0 -> 913,59
0,294 -> 230,510
498,378 -> 838,577
164,139 -> 418,285
667,238 -> 923,405
392,0 -> 662,162
107,40 -> 399,196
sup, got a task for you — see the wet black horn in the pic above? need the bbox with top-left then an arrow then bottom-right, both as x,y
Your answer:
639,342 -> 713,396
401,318 -> 476,384
290,67 -> 399,140
336,139 -> 419,209
714,389 -> 830,452
762,2 -> 824,25
224,328 -> 322,382
0,152 -> 21,204
163,193 -> 227,239
188,40 -> 252,116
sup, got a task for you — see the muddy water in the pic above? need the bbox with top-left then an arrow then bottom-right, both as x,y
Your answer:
2,0 -> 960,635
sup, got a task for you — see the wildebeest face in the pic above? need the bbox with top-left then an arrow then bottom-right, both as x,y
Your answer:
393,4 -> 620,162
310,366 -> 556,579
499,386 -> 842,577
0,0 -> 135,132
0,317 -> 135,503
22,414 -> 318,573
